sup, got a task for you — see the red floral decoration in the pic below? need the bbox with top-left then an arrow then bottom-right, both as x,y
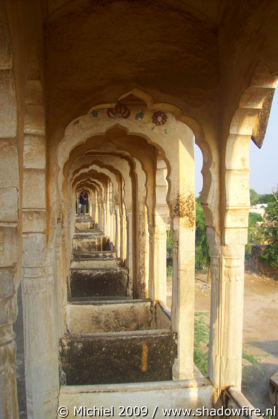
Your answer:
152,111 -> 167,126
107,102 -> 130,119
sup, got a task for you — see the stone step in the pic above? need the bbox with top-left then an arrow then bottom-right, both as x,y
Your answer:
70,267 -> 129,298
60,329 -> 177,385
71,258 -> 120,269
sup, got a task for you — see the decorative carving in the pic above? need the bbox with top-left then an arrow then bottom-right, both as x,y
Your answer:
152,111 -> 167,126
107,102 -> 130,119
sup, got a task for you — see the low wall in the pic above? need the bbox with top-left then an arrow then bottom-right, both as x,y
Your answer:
59,378 -> 213,419
66,300 -> 154,333
60,330 -> 177,385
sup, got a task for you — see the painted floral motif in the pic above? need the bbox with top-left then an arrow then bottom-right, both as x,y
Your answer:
135,111 -> 144,120
91,110 -> 98,118
107,102 -> 130,119
152,111 -> 167,126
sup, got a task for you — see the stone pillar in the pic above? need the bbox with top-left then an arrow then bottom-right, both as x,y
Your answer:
126,208 -> 133,297
209,243 -> 245,393
115,206 -> 121,257
134,159 -> 148,299
148,223 -> 155,300
122,206 -> 127,264
144,207 -> 150,298
0,4 -> 19,416
89,191 -> 93,217
22,80 -> 59,418
110,207 -> 114,245
105,184 -> 110,238
120,205 -> 126,261
102,203 -> 106,235
209,132 -> 250,394
171,214 -> 195,380
153,159 -> 168,304
113,210 -> 117,248
169,133 -> 195,380
0,144 -> 19,419
153,221 -> 167,304
95,193 -> 99,226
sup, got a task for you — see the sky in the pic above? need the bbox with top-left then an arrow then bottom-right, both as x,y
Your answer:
194,88 -> 278,196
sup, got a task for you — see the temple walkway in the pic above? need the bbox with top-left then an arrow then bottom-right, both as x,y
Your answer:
60,215 -> 176,385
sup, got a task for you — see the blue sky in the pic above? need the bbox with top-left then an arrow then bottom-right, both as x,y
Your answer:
194,89 -> 278,196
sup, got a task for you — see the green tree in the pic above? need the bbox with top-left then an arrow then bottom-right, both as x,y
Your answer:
250,188 -> 259,205
257,193 -> 275,204
245,212 -> 263,259
259,192 -> 278,268
195,197 -> 210,270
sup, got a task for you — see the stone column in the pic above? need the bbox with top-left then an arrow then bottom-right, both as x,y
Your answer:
22,80 -> 59,418
110,207 -> 114,245
0,4 -> 19,416
168,133 -> 195,380
209,243 -> 245,393
134,159 -> 148,298
209,132 -> 250,393
89,191 -> 93,217
171,214 -> 195,380
102,203 -> 107,235
122,205 -> 127,264
115,206 -> 121,257
153,221 -> 167,304
0,114 -> 19,419
105,184 -> 110,238
126,208 -> 133,297
95,193 -> 99,226
153,159 -> 168,304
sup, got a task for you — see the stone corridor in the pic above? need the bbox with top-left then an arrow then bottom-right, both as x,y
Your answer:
70,215 -> 129,299
60,214 -> 176,386
1,1 -> 278,417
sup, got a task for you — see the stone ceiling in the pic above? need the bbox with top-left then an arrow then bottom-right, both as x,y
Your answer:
42,0 -> 278,144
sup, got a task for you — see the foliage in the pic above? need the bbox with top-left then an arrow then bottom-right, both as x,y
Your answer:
194,313 -> 209,376
259,192 -> 278,268
250,188 -> 259,205
257,193 -> 275,204
166,230 -> 173,253
242,351 -> 264,378
167,265 -> 173,277
194,314 -> 264,381
249,212 -> 263,226
195,197 -> 210,270
245,213 -> 263,259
